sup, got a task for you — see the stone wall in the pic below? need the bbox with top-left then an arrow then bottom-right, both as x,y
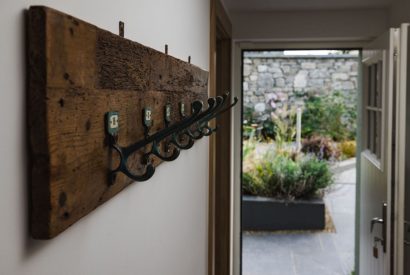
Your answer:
243,52 -> 359,122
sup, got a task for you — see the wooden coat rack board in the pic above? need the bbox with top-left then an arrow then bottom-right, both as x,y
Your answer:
28,6 -> 214,239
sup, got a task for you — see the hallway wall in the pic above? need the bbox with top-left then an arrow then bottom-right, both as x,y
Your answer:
389,0 -> 410,26
0,1 -> 209,275
230,9 -> 389,42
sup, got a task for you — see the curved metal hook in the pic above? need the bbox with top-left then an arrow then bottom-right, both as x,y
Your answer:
107,100 -> 204,183
186,95 -> 226,139
176,96 -> 222,142
186,128 -> 204,140
146,140 -> 180,161
171,132 -> 194,149
142,95 -> 223,162
201,124 -> 218,136
121,100 -> 204,158
201,93 -> 237,124
188,93 -> 238,138
210,96 -> 239,119
113,163 -> 155,182
109,143 -> 155,182
200,94 -> 238,131
201,93 -> 229,121
106,94 -> 238,184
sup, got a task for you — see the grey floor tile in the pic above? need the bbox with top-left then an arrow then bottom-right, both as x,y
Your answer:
242,167 -> 356,275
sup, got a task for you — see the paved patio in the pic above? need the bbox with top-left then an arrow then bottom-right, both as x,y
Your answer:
242,162 -> 356,275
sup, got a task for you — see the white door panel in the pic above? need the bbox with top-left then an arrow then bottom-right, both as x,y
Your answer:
395,23 -> 410,275
360,159 -> 389,275
360,29 -> 399,275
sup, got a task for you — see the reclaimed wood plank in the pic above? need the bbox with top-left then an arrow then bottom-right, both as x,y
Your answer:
28,6 -> 208,239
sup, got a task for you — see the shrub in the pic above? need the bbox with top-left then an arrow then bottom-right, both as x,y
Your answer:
271,104 -> 297,145
300,157 -> 333,198
264,155 -> 302,199
242,172 -> 264,196
243,137 -> 258,162
301,136 -> 341,160
301,96 -> 326,138
243,106 -> 255,125
243,152 -> 333,200
242,125 -> 255,140
340,140 -> 356,158
302,92 -> 356,141
261,119 -> 276,140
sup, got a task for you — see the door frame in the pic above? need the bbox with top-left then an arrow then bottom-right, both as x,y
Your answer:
231,40 -> 370,275
209,1 -> 233,275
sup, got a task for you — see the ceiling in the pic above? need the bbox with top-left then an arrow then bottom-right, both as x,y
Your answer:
221,0 -> 392,12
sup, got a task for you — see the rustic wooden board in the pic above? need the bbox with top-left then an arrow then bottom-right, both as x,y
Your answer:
27,6 -> 209,239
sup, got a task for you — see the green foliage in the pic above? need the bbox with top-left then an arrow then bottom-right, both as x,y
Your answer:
340,140 -> 356,158
265,155 -> 302,199
243,106 -> 259,140
243,106 -> 255,125
243,103 -> 298,143
301,96 -> 325,137
243,171 -> 264,196
302,136 -> 341,161
261,119 -> 276,140
242,151 -> 333,200
243,107 -> 273,141
243,125 -> 256,141
271,104 -> 297,145
300,157 -> 334,197
243,137 -> 257,160
302,92 -> 356,141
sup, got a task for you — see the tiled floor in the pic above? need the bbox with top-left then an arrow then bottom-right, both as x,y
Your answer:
242,166 -> 356,275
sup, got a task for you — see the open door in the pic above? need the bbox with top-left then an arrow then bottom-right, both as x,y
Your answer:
360,28 -> 399,275
395,23 -> 410,275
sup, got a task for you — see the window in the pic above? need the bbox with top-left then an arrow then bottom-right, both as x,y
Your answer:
364,57 -> 384,168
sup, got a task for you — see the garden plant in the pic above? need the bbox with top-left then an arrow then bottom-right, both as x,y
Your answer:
242,90 -> 357,200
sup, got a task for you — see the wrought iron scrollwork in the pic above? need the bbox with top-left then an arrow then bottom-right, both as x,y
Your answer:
106,92 -> 238,183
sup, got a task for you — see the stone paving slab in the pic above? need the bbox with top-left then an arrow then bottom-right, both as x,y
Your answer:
242,167 -> 356,275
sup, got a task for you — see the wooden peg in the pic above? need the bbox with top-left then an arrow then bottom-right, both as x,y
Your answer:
188,56 -> 191,64
165,44 -> 168,55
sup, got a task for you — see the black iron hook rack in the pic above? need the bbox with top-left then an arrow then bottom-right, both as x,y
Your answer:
105,92 -> 238,183
27,6 -> 222,238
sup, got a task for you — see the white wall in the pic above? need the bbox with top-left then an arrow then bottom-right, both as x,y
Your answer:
231,8 -> 389,42
0,1 -> 209,275
389,0 -> 410,26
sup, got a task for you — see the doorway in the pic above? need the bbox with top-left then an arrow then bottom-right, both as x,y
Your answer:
240,49 -> 360,275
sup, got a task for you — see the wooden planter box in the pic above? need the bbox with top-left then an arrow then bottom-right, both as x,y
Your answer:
242,195 -> 325,231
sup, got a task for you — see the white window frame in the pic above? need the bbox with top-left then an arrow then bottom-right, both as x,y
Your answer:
362,50 -> 386,171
